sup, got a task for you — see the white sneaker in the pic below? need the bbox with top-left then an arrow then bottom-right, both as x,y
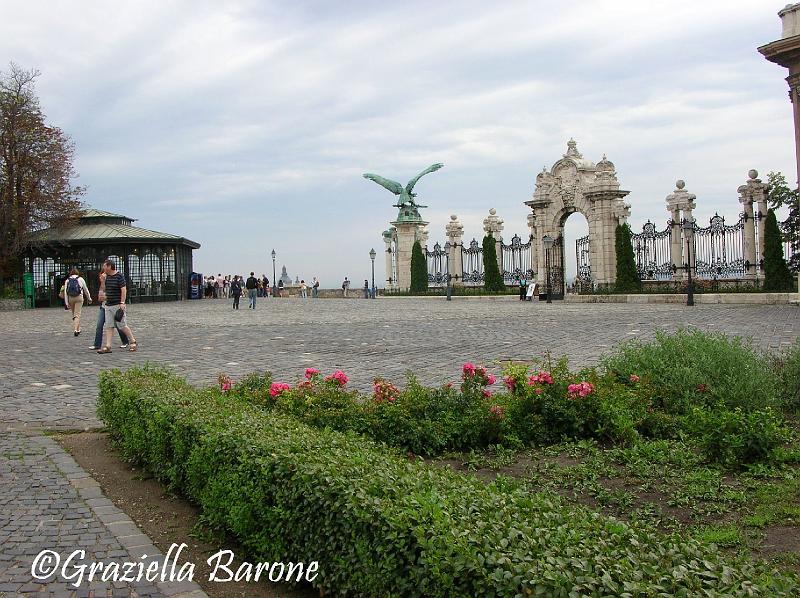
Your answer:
120,343 -> 129,349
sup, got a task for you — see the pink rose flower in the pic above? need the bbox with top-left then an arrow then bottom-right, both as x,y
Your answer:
535,387 -> 543,395
489,404 -> 504,419
269,382 -> 291,398
486,374 -> 496,386
324,370 -> 349,386
462,362 -> 476,377
483,389 -> 492,398
629,374 -> 640,383
568,381 -> 594,398
503,376 -> 516,391
305,368 -> 320,380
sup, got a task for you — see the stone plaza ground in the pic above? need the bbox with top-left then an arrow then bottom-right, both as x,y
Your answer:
1,297 -> 799,595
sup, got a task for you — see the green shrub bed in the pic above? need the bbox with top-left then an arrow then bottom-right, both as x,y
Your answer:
217,330 -> 796,467
99,366 -> 797,597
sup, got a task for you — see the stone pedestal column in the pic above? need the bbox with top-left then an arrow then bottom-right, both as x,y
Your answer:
445,215 -> 464,286
391,220 -> 428,291
750,177 -> 769,274
483,208 -> 505,275
665,180 -> 697,279
382,228 -> 396,289
527,213 -> 537,279
737,171 -> 761,279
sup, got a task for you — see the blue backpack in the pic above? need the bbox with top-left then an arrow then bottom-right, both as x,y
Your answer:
66,277 -> 82,297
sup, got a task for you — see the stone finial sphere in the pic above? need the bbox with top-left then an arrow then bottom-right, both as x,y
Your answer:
489,208 -> 496,215
676,180 -> 685,190
450,214 -> 457,220
748,169 -> 758,180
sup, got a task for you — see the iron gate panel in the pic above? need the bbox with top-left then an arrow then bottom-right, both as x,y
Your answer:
502,234 -> 534,283
548,235 -> 565,300
425,242 -> 449,287
461,238 -> 484,285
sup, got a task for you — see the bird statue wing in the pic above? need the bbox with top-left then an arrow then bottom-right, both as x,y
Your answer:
405,163 -> 444,194
363,173 -> 404,195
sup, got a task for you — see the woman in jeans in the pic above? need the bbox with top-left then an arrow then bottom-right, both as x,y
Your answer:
89,271 -> 127,350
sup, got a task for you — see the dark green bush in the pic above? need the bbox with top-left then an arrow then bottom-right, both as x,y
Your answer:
410,240 -> 427,292
600,329 -> 781,414
98,366 -> 798,597
688,407 -> 791,468
482,235 -> 505,292
614,223 -> 641,292
763,209 -> 795,292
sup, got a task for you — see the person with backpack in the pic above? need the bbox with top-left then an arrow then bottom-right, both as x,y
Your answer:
230,275 -> 243,310
246,272 -> 258,309
64,268 -> 92,336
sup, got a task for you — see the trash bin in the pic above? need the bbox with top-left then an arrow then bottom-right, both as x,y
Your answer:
23,272 -> 34,309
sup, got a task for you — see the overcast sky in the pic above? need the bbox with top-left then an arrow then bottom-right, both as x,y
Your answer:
2,0 -> 795,285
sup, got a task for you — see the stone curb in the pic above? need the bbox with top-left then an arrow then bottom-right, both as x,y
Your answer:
29,434 -> 210,598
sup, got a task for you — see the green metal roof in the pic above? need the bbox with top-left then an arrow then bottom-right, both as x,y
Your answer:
80,208 -> 133,220
34,209 -> 200,249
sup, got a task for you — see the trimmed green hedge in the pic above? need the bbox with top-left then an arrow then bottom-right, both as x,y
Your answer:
98,366 -> 798,597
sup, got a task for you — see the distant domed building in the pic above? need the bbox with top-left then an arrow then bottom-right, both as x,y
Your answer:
25,207 -> 200,306
279,265 -> 292,287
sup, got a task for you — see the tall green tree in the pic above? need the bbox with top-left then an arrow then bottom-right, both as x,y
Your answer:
482,235 -> 505,292
410,240 -> 428,293
614,223 -> 641,292
0,63 -> 84,279
766,171 -> 799,273
763,209 -> 795,292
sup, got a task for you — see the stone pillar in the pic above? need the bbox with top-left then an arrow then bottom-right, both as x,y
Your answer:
483,208 -> 505,275
665,180 -> 696,279
759,3 -> 800,188
382,228 -> 395,289
737,171 -> 761,279
751,177 -> 769,274
391,220 -> 428,291
527,212 -> 537,280
446,215 -> 464,286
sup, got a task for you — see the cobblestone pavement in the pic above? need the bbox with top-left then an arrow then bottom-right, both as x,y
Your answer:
0,297 -> 798,595
0,431 -> 205,597
1,297 -> 799,430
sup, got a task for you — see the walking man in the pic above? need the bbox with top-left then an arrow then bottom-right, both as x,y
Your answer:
230,275 -> 242,309
363,279 -> 370,298
246,272 -> 258,309
342,277 -> 350,297
97,259 -> 137,353
64,268 -> 92,336
312,277 -> 320,298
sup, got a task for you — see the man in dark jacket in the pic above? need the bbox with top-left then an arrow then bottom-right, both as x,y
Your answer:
245,272 -> 258,309
230,276 -> 243,310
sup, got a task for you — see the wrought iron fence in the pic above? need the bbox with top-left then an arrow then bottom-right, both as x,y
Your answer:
693,213 -> 746,279
425,242 -> 449,287
631,220 -> 673,280
461,238 -> 485,285
501,234 -> 534,283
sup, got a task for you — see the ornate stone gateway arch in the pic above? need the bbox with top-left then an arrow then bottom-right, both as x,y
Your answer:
525,140 -> 631,295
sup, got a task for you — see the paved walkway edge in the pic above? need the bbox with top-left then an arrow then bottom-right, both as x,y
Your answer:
30,434 -> 209,598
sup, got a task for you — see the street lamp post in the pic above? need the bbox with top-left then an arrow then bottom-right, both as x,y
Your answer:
271,249 -> 277,297
682,219 -> 695,306
542,235 -> 554,304
369,248 -> 376,299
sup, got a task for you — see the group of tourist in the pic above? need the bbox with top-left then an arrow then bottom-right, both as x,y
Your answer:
61,259 -> 137,354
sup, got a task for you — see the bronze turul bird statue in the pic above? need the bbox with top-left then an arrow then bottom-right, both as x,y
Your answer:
363,163 -> 444,208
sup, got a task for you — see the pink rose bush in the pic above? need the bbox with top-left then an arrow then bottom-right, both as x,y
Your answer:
218,374 -> 232,393
269,382 -> 291,398
373,378 -> 400,403
567,382 -> 595,399
325,370 -> 349,387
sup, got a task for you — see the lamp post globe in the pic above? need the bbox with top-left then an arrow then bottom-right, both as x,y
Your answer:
369,248 -> 376,299
542,235 -> 554,304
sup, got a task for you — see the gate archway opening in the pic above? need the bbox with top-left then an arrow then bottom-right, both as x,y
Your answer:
525,139 -> 631,297
562,211 -> 590,294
